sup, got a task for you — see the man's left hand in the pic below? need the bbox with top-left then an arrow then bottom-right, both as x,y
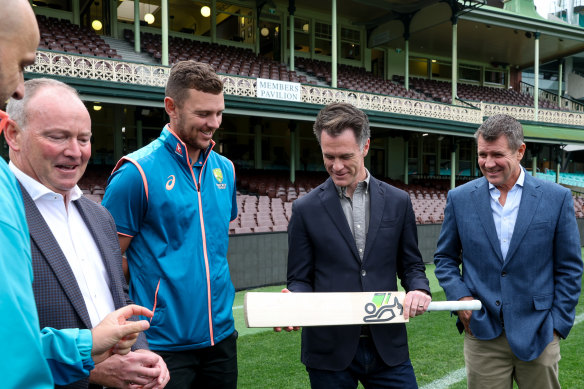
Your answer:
403,290 -> 431,319
90,349 -> 170,389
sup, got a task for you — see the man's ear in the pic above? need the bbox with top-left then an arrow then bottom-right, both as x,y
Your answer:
164,96 -> 177,120
3,120 -> 22,152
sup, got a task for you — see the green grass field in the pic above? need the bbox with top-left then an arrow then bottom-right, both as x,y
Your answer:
234,263 -> 584,389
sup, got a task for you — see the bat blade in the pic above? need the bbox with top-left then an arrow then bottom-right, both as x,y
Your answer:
244,292 -> 482,328
244,291 -> 407,328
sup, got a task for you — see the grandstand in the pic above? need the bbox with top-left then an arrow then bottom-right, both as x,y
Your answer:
3,0 -> 584,274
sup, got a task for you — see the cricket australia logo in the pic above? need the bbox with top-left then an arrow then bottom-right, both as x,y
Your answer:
213,168 -> 226,189
363,292 -> 403,323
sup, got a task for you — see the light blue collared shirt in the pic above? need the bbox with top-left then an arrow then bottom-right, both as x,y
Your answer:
489,167 -> 525,260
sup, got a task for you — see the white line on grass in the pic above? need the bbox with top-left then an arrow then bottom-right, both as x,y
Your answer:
233,305 -> 243,310
420,368 -> 466,389
421,312 -> 584,389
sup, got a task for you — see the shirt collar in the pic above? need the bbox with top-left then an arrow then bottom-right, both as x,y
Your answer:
336,168 -> 370,199
9,161 -> 82,203
488,166 -> 525,191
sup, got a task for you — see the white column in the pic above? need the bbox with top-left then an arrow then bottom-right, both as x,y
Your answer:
451,18 -> 458,104
404,39 -> 409,90
331,0 -> 338,88
290,14 -> 295,71
211,0 -> 217,43
558,61 -> 563,108
534,32 -> 540,121
532,155 -> 537,177
161,0 -> 169,66
404,140 -> 409,185
450,149 -> 456,189
134,0 -> 140,53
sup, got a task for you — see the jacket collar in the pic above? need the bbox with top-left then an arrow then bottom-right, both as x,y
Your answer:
162,124 -> 215,168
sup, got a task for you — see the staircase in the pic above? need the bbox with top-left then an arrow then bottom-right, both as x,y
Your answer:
102,36 -> 155,64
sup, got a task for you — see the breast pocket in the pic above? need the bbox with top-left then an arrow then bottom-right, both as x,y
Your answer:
380,218 -> 398,229
529,221 -> 550,231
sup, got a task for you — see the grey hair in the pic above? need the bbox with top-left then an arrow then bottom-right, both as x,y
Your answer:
313,102 -> 370,150
474,114 -> 524,150
6,78 -> 80,129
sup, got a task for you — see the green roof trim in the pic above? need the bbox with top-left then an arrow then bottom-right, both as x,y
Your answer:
522,123 -> 584,144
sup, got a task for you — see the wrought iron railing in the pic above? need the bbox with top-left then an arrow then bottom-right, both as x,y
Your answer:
28,50 -> 584,127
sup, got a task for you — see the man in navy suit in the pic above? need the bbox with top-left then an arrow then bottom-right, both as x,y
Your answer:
4,78 -> 169,389
434,114 -> 583,388
283,102 -> 431,388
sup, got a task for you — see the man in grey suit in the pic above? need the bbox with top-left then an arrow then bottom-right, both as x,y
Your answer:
4,78 -> 169,389
434,114 -> 583,388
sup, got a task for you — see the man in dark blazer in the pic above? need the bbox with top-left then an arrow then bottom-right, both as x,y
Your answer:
283,103 -> 431,388
4,78 -> 169,389
434,114 -> 583,388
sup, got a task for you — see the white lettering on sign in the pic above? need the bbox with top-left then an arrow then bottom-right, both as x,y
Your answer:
256,78 -> 302,102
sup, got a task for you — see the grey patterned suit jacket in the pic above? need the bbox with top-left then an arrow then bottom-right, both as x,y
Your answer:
19,182 -> 148,389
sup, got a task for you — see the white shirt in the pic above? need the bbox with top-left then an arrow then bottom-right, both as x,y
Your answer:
488,167 -> 525,260
10,162 -> 116,327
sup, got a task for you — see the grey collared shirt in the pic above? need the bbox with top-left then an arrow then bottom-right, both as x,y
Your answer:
335,169 -> 371,260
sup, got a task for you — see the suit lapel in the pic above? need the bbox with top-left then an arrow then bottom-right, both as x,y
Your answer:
471,178 -> 504,263
504,174 -> 541,263
74,198 -> 126,309
18,182 -> 93,329
362,177 -> 383,263
319,178 -> 360,261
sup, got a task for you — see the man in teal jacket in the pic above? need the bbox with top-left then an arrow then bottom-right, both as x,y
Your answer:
103,61 -> 238,389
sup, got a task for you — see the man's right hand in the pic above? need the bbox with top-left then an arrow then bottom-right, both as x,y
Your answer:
273,288 -> 300,333
457,296 -> 475,335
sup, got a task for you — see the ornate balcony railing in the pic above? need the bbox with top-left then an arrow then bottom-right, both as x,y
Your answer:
29,50 -> 169,87
29,50 -> 584,128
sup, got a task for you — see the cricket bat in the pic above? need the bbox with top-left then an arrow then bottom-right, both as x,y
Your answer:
244,291 -> 482,328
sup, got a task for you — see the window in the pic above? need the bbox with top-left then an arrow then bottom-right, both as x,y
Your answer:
409,57 -> 428,77
485,69 -> 505,86
314,21 -> 331,56
340,27 -> 360,60
216,3 -> 254,43
290,17 -> 310,53
459,65 -> 480,82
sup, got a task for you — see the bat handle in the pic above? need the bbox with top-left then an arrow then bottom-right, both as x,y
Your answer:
427,300 -> 482,311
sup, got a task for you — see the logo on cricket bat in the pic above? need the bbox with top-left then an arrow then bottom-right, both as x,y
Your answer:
363,292 -> 404,323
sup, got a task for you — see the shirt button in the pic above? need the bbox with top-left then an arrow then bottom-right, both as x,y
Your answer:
501,272 -> 507,277
359,248 -> 363,253
357,225 -> 361,229
495,300 -> 501,306
361,269 -> 367,277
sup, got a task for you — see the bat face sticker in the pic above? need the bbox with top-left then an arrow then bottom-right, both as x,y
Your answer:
363,292 -> 404,323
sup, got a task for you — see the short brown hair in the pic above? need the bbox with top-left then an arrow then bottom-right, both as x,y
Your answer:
165,61 -> 223,107
313,102 -> 370,150
474,114 -> 524,150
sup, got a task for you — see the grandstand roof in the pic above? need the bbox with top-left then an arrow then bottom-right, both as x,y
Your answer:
368,2 -> 584,71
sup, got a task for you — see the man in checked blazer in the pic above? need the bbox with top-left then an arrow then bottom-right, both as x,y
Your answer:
434,114 -> 583,389
4,78 -> 169,389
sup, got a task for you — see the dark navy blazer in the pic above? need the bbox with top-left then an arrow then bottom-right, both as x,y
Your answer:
434,173 -> 583,361
19,183 -> 148,389
287,176 -> 430,371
